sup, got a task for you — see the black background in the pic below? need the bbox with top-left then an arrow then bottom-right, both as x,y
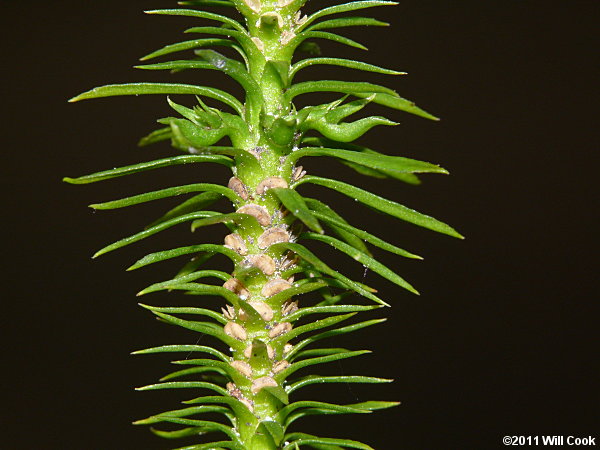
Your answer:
2,1 -> 598,449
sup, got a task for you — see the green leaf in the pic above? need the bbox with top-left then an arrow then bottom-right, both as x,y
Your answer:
268,281 -> 327,306
160,366 -> 228,382
278,400 -> 371,422
90,184 -> 238,210
141,307 -> 239,348
145,9 -> 246,33
285,304 -> 379,322
314,289 -> 353,308
97,211 -> 261,259
287,319 -> 385,359
302,232 -> 418,294
305,116 -> 397,142
137,55 -> 258,97
275,350 -> 371,380
196,50 -> 260,96
167,97 -> 221,126
285,402 -> 398,432
307,276 -> 377,296
136,381 -> 228,395
260,421 -> 285,445
290,147 -> 447,175
270,188 -> 323,233
287,375 -> 392,394
291,57 -> 403,80
138,270 -> 229,295
173,358 -> 247,383
174,252 -> 216,278
182,396 -> 255,421
140,38 -> 235,61
63,155 -> 232,184
133,405 -> 232,425
184,26 -> 256,59
128,244 -> 241,270
174,442 -> 239,450
285,80 -> 396,102
302,198 -> 370,255
291,347 -> 350,359
141,282 -> 243,305
168,118 -> 233,149
271,242 -> 389,306
342,158 -> 422,184
284,433 -> 374,450
323,97 -> 374,124
301,137 -> 422,184
274,313 -> 356,343
150,426 -> 205,439
306,207 -> 421,259
190,213 -> 263,234
347,400 -> 399,411
296,176 -> 463,238
262,385 -> 290,406
136,59 -> 212,71
179,0 -> 235,7
300,1 -> 397,31
263,60 -> 290,89
291,31 -> 367,51
173,441 -> 241,450
69,83 -> 243,115
148,192 -> 222,228
137,303 -> 227,325
153,282 -> 260,321
138,126 -> 172,146
307,17 -> 388,32
150,416 -> 238,440
284,401 -> 376,427
207,147 -> 261,173
353,92 -> 439,120
92,211 -> 216,258
132,344 -> 229,362
305,445 -> 345,450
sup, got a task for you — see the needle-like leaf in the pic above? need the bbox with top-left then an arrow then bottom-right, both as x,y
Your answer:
306,17 -> 389,32
90,183 -> 238,209
128,244 -> 241,270
290,147 -> 447,174
270,188 -> 323,233
302,232 -> 418,294
140,38 -> 236,61
69,83 -> 244,115
271,242 -> 389,306
145,9 -> 246,33
63,155 -> 232,184
299,1 -> 397,31
291,57 -> 404,80
287,375 -> 392,394
296,176 -> 464,238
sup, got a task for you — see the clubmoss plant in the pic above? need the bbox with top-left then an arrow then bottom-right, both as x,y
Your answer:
66,0 -> 462,448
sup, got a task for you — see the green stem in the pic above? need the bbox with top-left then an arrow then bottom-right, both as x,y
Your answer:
219,1 -> 306,447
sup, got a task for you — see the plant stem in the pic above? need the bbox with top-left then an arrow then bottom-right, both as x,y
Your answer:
220,1 -> 306,447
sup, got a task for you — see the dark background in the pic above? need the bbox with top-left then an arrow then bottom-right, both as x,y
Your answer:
2,1 -> 598,449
